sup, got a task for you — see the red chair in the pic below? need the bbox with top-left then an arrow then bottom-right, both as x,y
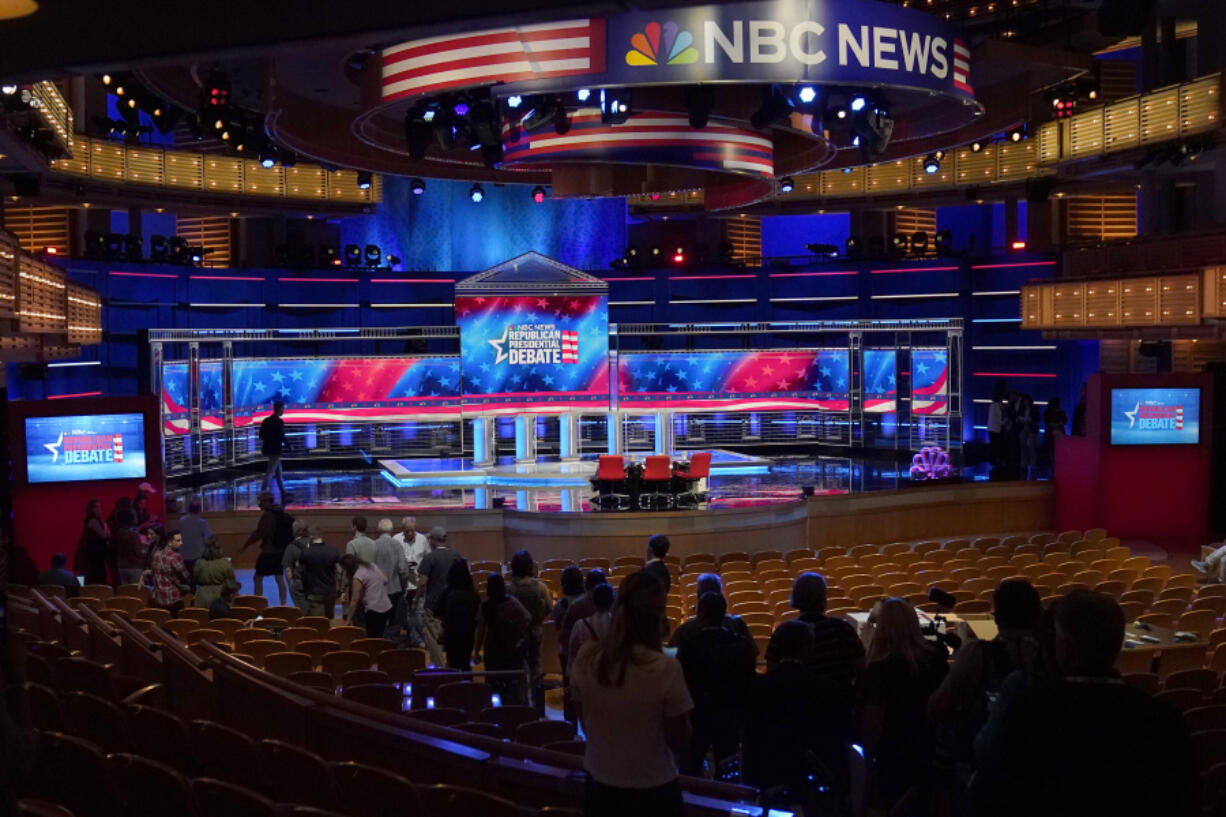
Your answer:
638,455 -> 675,510
591,455 -> 630,510
673,451 -> 711,508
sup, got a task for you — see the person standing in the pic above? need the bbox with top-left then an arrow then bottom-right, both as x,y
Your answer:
340,554 -> 393,638
395,515 -> 430,647
345,516 -> 377,562
393,516 -> 430,568
475,573 -> 533,705
80,499 -> 110,586
552,565 -> 585,624
176,500 -> 212,577
641,534 -> 672,592
436,558 -> 481,670
281,518 -> 311,611
259,399 -> 289,502
373,518 -> 410,640
567,583 -> 615,675
37,553 -> 79,597
987,380 -> 1007,473
417,526 -> 461,666
508,549 -> 553,711
150,530 -> 192,616
1071,381 -> 1088,436
569,571 -> 692,817
239,492 -> 292,605
298,529 -> 340,618
193,538 -> 237,611
1043,397 -> 1068,473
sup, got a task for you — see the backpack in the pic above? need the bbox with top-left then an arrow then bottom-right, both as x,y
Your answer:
490,598 -> 531,657
511,578 -> 548,627
272,510 -> 295,551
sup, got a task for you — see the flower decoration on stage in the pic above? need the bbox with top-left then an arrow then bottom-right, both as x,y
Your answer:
626,22 -> 698,66
910,446 -> 952,481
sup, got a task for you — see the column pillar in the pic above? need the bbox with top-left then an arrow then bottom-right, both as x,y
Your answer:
607,412 -> 623,454
654,411 -> 674,455
514,414 -> 537,463
472,416 -> 496,467
559,413 -> 580,461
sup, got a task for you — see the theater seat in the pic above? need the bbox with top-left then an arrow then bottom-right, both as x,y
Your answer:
191,778 -> 277,817
435,680 -> 493,714
126,705 -> 196,775
341,683 -> 404,713
417,784 -> 518,817
515,718 -> 576,747
259,739 -> 342,810
190,720 -> 264,790
329,761 -> 425,817
109,753 -> 200,817
17,800 -> 74,817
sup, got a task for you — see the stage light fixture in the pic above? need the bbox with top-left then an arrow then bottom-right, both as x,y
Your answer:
805,242 -> 839,257
319,246 -> 338,267
279,151 -> 296,169
410,178 -> 426,195
890,233 -> 908,255
168,236 -> 189,265
910,231 -> 929,256
796,85 -> 817,105
356,171 -> 373,190
113,83 -> 125,96
852,106 -> 894,161
521,96 -> 565,132
1011,240 -> 1027,251
651,246 -> 661,257
673,246 -> 686,264
101,74 -> 112,86
150,234 -> 170,262
923,152 -> 941,174
531,185 -> 547,203
469,184 -> 484,203
453,100 -> 469,117
779,176 -> 794,193
970,140 -> 983,153
1007,125 -> 1025,142
830,104 -> 848,121
576,88 -> 591,102
750,85 -> 794,130
683,84 -> 714,129
344,244 -> 362,266
850,96 -> 867,112
259,147 -> 277,168
506,95 -> 522,109
599,88 -> 631,124
935,229 -> 954,255
386,255 -> 401,267
364,244 -> 382,266
189,246 -> 206,267
220,130 -> 230,141
845,236 -> 862,257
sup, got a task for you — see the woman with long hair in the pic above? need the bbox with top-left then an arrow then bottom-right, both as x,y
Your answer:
859,597 -> 949,816
475,573 -> 532,705
339,553 -> 392,637
80,499 -> 110,585
435,558 -> 481,670
569,571 -> 692,817
112,508 -> 146,586
193,538 -> 237,610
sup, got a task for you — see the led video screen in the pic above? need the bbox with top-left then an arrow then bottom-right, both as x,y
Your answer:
25,413 -> 147,484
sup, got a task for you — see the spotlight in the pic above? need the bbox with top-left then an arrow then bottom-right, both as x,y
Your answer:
651,247 -> 661,258
935,229 -> 954,255
576,88 -> 591,102
1052,95 -> 1076,120
923,152 -> 941,174
1011,240 -> 1027,251
364,244 -> 382,266
830,104 -> 848,121
673,246 -> 686,264
469,184 -> 484,202
220,130 -> 230,141
521,96 -> 567,132
168,236 -> 189,265
796,85 -> 817,105
850,96 -> 867,112
683,84 -> 714,129
344,244 -> 362,266
386,255 -> 401,267
531,186 -> 547,203
851,106 -> 894,160
599,88 -> 631,124
279,151 -> 296,169
113,84 -> 125,96
188,246 -> 206,267
506,95 -> 523,109
127,97 -> 137,109
356,171 -> 372,190
970,140 -> 983,153
909,231 -> 929,256
101,74 -> 112,86
318,246 -> 338,267
453,100 -> 470,117
779,177 -> 794,193
410,178 -> 425,195
890,233 -> 908,255
150,234 -> 170,262
845,236 -> 862,257
750,85 -> 794,130
83,231 -> 106,259
805,242 -> 839,257
1007,125 -> 1025,142
259,147 -> 277,168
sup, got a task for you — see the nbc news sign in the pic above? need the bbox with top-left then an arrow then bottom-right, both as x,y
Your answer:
603,0 -> 973,99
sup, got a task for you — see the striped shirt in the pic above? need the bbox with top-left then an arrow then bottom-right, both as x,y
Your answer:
798,611 -> 865,684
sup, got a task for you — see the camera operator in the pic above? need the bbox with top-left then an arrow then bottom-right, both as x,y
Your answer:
927,579 -> 1043,789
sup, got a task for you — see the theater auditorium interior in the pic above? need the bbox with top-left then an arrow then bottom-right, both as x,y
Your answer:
2,0 -> 1226,815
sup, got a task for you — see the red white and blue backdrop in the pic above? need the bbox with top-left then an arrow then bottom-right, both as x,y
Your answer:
616,349 -> 850,412
863,349 -> 897,413
911,347 -> 949,416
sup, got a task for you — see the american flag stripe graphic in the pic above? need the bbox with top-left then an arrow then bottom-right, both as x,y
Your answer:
953,39 -> 973,94
561,330 -> 579,363
381,19 -> 605,102
1176,406 -> 1184,430
112,434 -> 124,463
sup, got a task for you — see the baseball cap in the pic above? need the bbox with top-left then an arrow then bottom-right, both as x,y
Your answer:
426,526 -> 447,541
137,481 -> 158,494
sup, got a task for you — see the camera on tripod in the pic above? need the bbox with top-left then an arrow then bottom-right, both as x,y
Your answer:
921,587 -> 964,651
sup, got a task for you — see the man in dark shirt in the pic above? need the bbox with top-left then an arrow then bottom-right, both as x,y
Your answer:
641,533 -> 672,591
259,400 -> 288,502
36,553 -> 79,597
668,573 -> 758,659
971,589 -> 1198,817
239,491 -> 291,605
677,592 -> 757,775
744,619 -> 819,794
297,531 -> 340,618
417,526 -> 460,665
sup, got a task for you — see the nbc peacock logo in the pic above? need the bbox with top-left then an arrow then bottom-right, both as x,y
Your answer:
625,21 -> 699,66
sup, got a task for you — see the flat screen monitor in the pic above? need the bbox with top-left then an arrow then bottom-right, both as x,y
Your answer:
1109,387 -> 1200,446
24,412 -> 148,483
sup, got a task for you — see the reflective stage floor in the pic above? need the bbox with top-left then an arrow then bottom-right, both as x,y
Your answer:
171,452 -> 997,514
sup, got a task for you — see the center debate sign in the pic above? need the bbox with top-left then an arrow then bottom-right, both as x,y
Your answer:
456,295 -> 610,413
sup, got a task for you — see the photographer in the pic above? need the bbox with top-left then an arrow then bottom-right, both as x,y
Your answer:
927,580 -> 1043,797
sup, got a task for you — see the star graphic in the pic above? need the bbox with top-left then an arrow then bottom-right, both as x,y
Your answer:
820,366 -> 831,378
44,431 -> 63,463
271,372 -> 284,383
291,370 -> 303,381
1125,402 -> 1140,428
916,362 -> 929,375
488,326 -> 510,364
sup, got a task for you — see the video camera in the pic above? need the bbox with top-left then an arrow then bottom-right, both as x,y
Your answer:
921,587 -> 963,651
